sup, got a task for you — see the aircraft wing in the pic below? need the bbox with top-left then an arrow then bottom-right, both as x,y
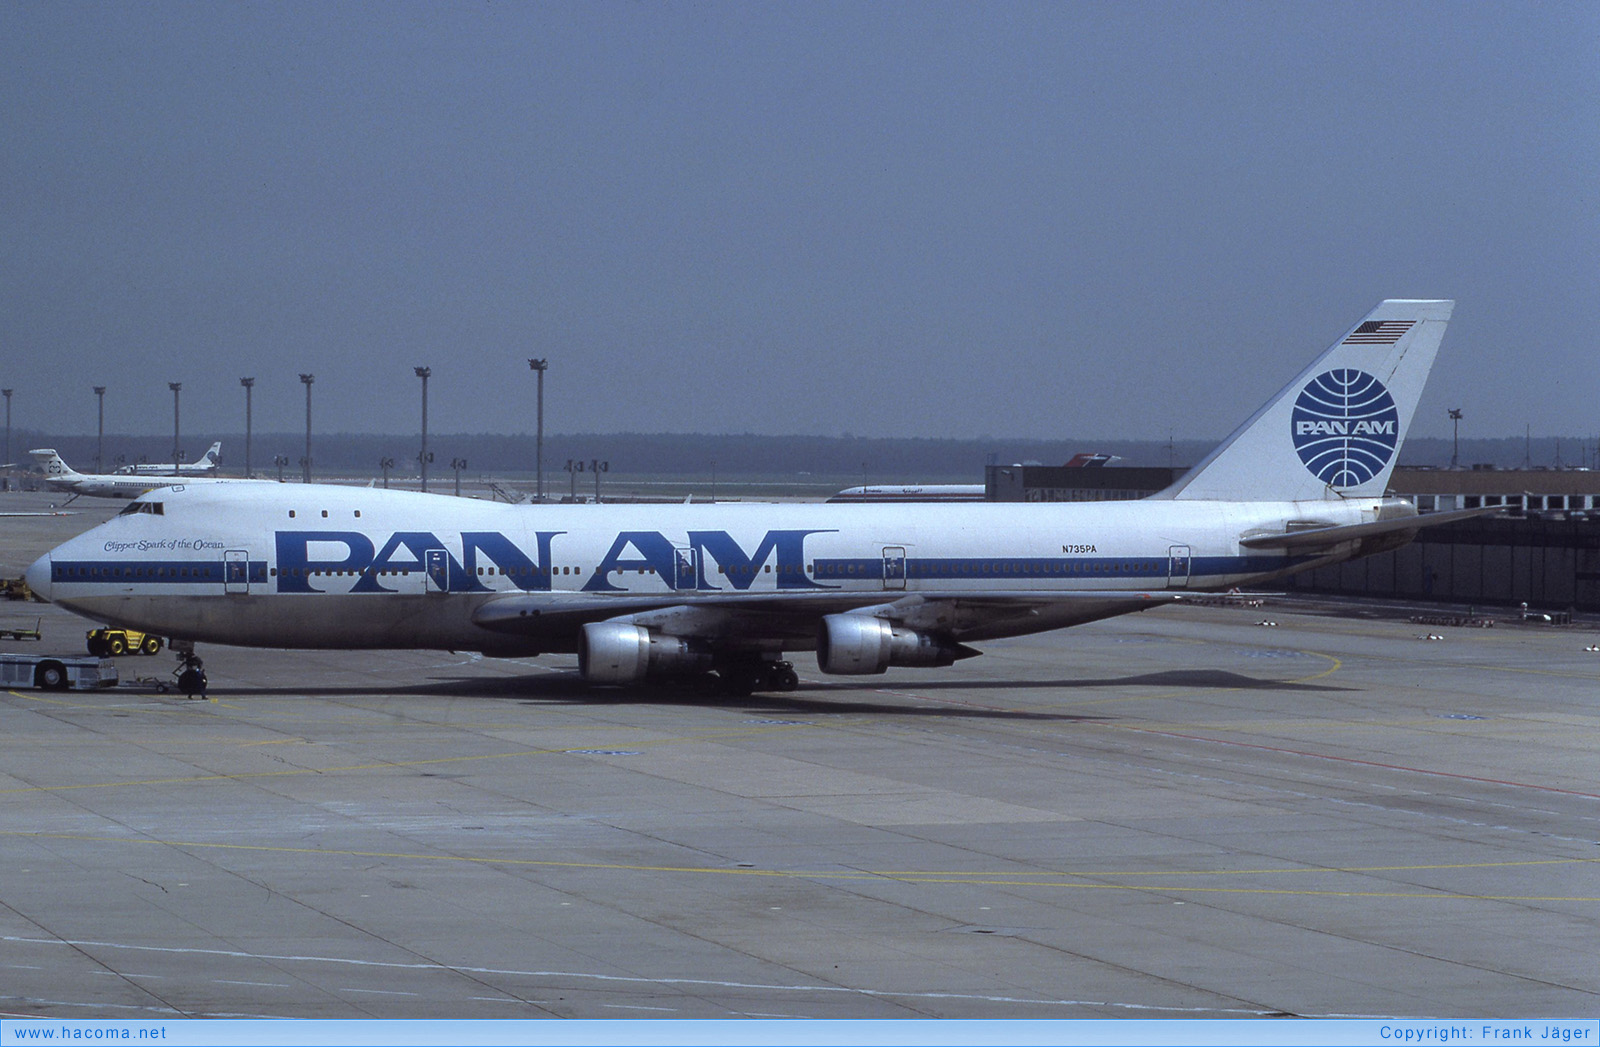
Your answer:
472,588 -> 1183,649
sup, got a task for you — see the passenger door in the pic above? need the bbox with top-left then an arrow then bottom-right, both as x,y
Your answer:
1167,545 -> 1192,589
674,546 -> 699,591
425,549 -> 449,593
223,549 -> 251,595
882,546 -> 907,591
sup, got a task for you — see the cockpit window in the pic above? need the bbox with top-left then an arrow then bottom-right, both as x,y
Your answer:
118,501 -> 165,516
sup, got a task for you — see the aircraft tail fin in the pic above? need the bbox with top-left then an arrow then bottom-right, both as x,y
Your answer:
201,441 -> 222,465
28,448 -> 80,478
1156,300 -> 1453,502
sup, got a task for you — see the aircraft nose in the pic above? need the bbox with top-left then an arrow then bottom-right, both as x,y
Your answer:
25,552 -> 52,603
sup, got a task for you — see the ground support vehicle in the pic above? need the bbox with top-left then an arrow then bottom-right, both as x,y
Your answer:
0,653 -> 119,690
86,627 -> 164,657
0,618 -> 41,642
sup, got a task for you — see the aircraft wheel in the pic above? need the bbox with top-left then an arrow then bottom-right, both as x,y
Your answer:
107,637 -> 126,656
140,636 -> 161,655
768,665 -> 799,691
178,669 -> 206,699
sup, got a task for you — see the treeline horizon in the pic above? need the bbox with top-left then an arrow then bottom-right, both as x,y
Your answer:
8,430 -> 1599,479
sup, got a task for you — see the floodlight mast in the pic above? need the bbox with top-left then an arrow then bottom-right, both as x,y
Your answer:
169,383 -> 182,477
415,367 -> 432,492
241,378 -> 255,478
94,387 -> 106,474
3,389 -> 13,472
299,374 -> 314,482
528,358 -> 547,502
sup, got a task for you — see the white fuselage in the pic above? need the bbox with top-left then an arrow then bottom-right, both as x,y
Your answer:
27,482 -> 1393,656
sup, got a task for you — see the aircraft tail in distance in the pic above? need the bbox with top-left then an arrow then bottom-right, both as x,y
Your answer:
1156,299 -> 1453,502
28,449 -> 81,479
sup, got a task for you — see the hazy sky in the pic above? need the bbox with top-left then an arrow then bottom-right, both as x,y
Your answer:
2,1 -> 1595,444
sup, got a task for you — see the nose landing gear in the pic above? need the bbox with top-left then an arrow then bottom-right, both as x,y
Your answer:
174,651 -> 208,699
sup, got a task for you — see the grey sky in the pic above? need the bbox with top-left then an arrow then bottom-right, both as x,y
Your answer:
2,1 -> 1595,444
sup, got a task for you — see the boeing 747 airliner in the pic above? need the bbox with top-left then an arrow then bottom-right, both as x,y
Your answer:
26,300 -> 1479,693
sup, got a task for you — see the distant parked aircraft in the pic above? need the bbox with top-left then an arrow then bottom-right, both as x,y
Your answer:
827,484 -> 985,503
115,441 -> 223,475
28,449 -> 261,504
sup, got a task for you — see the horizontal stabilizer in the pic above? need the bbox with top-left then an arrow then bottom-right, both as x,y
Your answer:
1239,506 -> 1496,550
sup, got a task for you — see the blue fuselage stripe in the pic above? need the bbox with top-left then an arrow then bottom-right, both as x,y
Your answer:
812,555 -> 1295,581
49,554 -> 1303,591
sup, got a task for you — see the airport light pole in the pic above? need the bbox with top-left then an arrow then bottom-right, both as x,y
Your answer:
169,383 -> 182,477
415,367 -> 431,492
380,456 -> 394,489
591,458 -> 607,503
528,358 -> 547,501
452,457 -> 467,497
240,377 -> 255,478
299,374 -> 314,483
274,454 -> 288,483
1449,408 -> 1463,469
2,388 -> 11,473
93,387 -> 106,474
565,458 -> 582,502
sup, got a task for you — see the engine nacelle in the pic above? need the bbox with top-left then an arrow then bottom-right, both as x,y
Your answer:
578,622 -> 712,685
815,614 -> 966,675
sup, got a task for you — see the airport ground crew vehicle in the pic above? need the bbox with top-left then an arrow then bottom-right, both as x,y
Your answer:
0,618 -> 41,642
0,653 -> 118,690
86,627 -> 164,657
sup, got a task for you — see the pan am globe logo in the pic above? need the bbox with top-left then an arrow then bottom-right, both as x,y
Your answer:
1291,369 -> 1400,488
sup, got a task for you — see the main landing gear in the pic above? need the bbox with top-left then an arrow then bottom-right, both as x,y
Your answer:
713,658 -> 800,697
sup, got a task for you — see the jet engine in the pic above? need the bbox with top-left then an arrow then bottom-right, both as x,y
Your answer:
815,614 -> 971,675
578,622 -> 712,685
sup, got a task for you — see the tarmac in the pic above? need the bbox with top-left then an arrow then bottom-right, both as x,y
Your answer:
1,490 -> 1596,1018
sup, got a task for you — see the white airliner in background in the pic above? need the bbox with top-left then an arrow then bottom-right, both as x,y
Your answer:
26,300 -> 1482,693
114,440 -> 224,475
827,484 -> 986,503
28,449 -> 264,503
